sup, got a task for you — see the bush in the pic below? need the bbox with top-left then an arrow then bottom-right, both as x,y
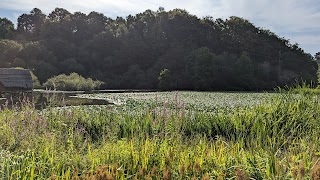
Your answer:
44,73 -> 104,91
158,69 -> 171,90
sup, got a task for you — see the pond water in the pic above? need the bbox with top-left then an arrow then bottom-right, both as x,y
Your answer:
0,90 -> 111,110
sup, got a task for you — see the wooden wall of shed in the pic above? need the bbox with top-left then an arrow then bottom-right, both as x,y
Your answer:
0,82 -> 5,92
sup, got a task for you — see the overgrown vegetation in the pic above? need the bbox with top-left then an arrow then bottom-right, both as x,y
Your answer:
158,69 -> 171,90
281,81 -> 320,95
0,8 -> 318,90
0,91 -> 319,179
30,70 -> 41,88
44,72 -> 103,91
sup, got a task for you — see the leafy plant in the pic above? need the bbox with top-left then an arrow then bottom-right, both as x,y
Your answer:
158,69 -> 171,90
44,72 -> 104,91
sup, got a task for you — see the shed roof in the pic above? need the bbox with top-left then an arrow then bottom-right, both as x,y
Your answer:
0,68 -> 33,90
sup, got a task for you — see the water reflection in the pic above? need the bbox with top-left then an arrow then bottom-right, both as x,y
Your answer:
0,91 -> 110,110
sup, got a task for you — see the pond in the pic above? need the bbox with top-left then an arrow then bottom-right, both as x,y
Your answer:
0,90 -> 111,110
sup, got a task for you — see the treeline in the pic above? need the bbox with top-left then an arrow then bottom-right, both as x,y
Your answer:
0,7 -> 318,90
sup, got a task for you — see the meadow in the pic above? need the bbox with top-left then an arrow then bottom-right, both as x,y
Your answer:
0,90 -> 319,179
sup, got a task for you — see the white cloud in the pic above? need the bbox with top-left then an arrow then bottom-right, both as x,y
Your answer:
209,0 -> 320,55
0,0 -> 319,54
289,34 -> 320,55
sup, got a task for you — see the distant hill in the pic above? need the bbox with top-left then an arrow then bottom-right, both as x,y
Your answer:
0,8 -> 317,90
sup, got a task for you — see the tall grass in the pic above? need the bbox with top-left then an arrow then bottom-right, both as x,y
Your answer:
0,91 -> 319,179
283,81 -> 320,95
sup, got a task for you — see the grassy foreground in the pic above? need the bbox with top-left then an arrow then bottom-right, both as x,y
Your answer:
0,91 -> 319,179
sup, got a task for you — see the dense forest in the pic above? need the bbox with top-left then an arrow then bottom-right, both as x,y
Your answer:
0,7 -> 318,90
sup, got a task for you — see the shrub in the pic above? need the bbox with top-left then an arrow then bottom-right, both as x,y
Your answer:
44,73 -> 104,91
158,69 -> 171,90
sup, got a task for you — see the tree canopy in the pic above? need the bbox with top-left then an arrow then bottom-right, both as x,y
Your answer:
0,7 -> 317,90
0,17 -> 14,39
315,52 -> 320,64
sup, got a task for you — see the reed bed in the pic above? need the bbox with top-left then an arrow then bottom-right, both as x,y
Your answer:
0,91 -> 319,179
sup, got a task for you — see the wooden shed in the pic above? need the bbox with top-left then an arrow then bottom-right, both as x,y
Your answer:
0,68 -> 33,92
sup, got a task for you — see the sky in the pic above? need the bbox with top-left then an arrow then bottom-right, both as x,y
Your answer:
0,0 -> 319,55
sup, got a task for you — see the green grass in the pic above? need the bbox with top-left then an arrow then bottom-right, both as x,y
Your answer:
283,81 -> 320,95
0,91 -> 319,179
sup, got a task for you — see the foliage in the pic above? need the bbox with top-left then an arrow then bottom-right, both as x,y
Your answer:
43,72 -> 104,91
185,48 -> 258,90
0,18 -> 14,39
0,40 -> 23,68
0,8 -> 317,90
121,65 -> 147,89
186,47 -> 216,90
315,52 -> 320,64
0,91 -> 319,179
158,69 -> 171,90
30,70 -> 41,88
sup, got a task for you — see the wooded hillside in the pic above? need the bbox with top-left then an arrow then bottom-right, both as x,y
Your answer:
0,8 -> 317,90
